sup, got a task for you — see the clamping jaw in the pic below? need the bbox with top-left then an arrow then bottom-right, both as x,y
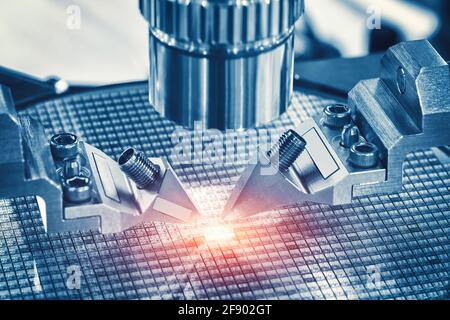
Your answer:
0,86 -> 199,234
224,40 -> 450,219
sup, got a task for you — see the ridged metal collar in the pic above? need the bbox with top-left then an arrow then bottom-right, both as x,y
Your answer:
140,0 -> 304,54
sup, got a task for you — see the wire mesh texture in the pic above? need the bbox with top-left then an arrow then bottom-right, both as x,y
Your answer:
0,83 -> 449,300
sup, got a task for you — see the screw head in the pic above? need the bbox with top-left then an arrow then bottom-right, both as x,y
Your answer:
50,133 -> 79,160
322,104 -> 352,128
349,142 -> 379,168
63,176 -> 92,203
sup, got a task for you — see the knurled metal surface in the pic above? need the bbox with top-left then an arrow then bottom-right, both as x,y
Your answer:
0,83 -> 449,299
140,0 -> 304,49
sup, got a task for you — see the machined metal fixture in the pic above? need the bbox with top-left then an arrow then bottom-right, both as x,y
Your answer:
0,87 -> 199,234
139,0 -> 305,130
223,40 -> 450,219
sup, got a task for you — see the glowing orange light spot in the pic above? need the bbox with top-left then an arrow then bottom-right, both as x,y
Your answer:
203,225 -> 235,243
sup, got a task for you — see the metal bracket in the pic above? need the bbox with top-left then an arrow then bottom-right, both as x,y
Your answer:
0,85 -> 198,234
224,40 -> 450,219
349,40 -> 450,195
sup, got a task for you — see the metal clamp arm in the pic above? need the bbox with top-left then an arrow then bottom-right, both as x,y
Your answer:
0,85 -> 199,234
224,40 -> 450,219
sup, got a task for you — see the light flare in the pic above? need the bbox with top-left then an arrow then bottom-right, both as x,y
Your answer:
202,224 -> 235,243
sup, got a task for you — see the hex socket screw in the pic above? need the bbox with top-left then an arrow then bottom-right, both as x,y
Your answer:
349,142 -> 379,168
118,148 -> 160,189
267,129 -> 307,172
50,133 -> 79,160
322,104 -> 352,128
63,176 -> 92,203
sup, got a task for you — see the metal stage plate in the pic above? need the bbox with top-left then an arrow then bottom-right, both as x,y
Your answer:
0,83 -> 449,299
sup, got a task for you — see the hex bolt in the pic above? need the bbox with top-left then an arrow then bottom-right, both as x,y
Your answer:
322,104 -> 352,128
63,176 -> 92,203
349,142 -> 379,168
63,160 -> 80,178
118,148 -> 160,189
341,124 -> 360,148
267,129 -> 307,172
50,133 -> 79,160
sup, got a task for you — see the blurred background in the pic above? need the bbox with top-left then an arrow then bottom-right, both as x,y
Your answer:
0,0 -> 448,85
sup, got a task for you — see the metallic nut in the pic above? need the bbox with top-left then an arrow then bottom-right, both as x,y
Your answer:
50,133 -> 79,160
341,124 -> 360,148
349,142 -> 379,168
63,176 -> 92,203
322,104 -> 352,128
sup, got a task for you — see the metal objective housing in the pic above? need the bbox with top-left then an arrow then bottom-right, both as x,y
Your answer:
139,0 -> 305,129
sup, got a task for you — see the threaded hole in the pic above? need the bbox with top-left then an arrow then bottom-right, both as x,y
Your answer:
355,143 -> 375,154
327,104 -> 348,114
67,176 -> 89,188
118,148 -> 135,165
53,133 -> 77,146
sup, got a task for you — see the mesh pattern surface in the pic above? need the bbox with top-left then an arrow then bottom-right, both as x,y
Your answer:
0,83 -> 449,299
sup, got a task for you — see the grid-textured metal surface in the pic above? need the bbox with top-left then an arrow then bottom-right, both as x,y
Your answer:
0,83 -> 449,300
